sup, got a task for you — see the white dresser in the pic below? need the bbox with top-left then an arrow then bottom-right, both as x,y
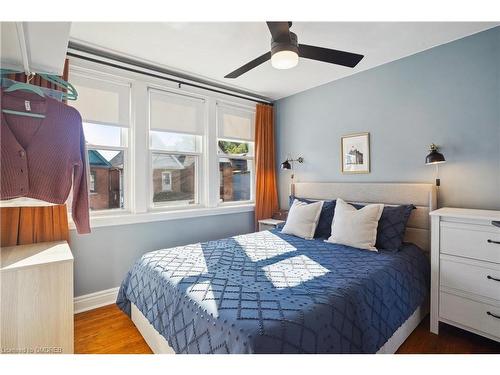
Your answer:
1,241 -> 74,354
430,208 -> 500,342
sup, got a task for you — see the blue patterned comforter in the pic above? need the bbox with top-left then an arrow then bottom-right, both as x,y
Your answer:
117,229 -> 429,353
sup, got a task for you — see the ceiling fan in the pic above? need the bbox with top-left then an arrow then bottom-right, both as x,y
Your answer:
224,22 -> 364,79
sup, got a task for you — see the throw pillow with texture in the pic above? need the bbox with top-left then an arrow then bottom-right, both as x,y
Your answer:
327,198 -> 384,251
282,199 -> 324,240
289,195 -> 336,238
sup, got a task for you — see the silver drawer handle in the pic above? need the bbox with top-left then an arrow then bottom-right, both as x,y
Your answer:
492,221 -> 500,228
486,311 -> 500,320
487,239 -> 500,245
487,275 -> 500,282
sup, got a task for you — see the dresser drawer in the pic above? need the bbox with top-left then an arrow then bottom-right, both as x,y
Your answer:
440,223 -> 500,263
440,292 -> 500,341
441,257 -> 500,300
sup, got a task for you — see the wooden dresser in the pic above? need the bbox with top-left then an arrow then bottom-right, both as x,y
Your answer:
1,241 -> 74,354
430,208 -> 500,342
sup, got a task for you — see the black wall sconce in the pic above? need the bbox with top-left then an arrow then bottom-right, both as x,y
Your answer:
280,156 -> 304,170
425,143 -> 446,186
281,156 -> 304,194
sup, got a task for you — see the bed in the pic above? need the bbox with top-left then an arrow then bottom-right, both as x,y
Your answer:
117,182 -> 436,354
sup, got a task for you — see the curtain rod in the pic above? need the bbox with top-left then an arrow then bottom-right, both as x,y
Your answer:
67,42 -> 273,106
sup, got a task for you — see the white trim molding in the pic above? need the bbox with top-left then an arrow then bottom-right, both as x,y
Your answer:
69,204 -> 254,230
74,287 -> 120,314
68,56 -> 258,232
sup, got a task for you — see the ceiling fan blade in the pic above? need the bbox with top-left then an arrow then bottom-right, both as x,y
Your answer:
266,22 -> 291,42
224,52 -> 271,79
298,44 -> 364,68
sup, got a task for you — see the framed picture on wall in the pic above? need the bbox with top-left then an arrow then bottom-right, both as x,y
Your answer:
341,132 -> 370,174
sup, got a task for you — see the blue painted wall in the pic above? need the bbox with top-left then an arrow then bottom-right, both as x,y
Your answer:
71,27 -> 500,298
70,211 -> 254,296
276,27 -> 500,210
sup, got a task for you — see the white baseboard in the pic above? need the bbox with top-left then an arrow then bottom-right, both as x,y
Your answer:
74,287 -> 119,314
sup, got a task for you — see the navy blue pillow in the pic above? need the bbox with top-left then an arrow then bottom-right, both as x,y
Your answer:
289,196 -> 336,238
352,203 -> 415,251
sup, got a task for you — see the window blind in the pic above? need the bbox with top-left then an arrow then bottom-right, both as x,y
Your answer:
149,89 -> 205,135
70,73 -> 130,127
217,103 -> 255,141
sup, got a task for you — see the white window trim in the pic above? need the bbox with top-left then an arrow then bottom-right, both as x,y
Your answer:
147,85 -> 207,210
216,99 -> 256,205
68,204 -> 255,230
69,56 -> 258,230
70,66 -> 133,216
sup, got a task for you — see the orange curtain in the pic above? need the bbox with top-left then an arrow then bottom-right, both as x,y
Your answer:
254,103 -> 278,228
1,60 -> 70,247
1,205 -> 69,247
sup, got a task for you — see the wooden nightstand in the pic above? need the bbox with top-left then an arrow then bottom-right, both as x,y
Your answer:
258,218 -> 286,232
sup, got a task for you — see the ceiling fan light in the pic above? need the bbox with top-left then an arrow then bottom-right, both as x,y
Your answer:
271,50 -> 299,70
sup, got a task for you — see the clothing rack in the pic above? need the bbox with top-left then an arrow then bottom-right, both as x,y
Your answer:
15,23 -> 31,75
0,70 -> 78,101
1,23 -> 78,100
67,41 -> 273,106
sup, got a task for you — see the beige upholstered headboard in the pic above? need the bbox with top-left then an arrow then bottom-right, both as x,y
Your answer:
292,182 -> 437,252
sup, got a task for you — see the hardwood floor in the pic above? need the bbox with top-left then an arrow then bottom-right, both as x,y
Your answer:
74,304 -> 500,354
397,317 -> 500,354
75,304 -> 152,354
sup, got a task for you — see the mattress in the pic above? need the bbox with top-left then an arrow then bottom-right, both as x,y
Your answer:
117,229 -> 430,353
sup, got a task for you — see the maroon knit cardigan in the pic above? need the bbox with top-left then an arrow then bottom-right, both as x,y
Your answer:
1,89 -> 90,234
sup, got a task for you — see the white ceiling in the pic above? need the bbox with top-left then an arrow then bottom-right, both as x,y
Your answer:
70,22 -> 499,100
1,22 -> 71,75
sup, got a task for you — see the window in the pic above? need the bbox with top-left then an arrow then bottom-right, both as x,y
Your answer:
70,71 -> 130,212
161,172 -> 172,192
89,171 -> 96,193
149,89 -> 205,207
217,103 -> 255,204
67,58 -> 258,227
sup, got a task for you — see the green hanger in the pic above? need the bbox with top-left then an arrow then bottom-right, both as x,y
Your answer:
0,69 -> 78,101
5,81 -> 45,97
39,73 -> 78,101
2,77 -> 47,118
0,68 -> 80,119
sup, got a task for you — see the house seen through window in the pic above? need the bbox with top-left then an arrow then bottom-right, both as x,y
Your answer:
68,64 -> 256,217
87,148 -> 124,210
70,70 -> 130,212
149,89 -> 203,207
217,103 -> 255,203
218,140 -> 253,202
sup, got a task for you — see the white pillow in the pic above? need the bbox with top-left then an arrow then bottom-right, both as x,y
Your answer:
326,198 -> 384,251
281,199 -> 324,240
